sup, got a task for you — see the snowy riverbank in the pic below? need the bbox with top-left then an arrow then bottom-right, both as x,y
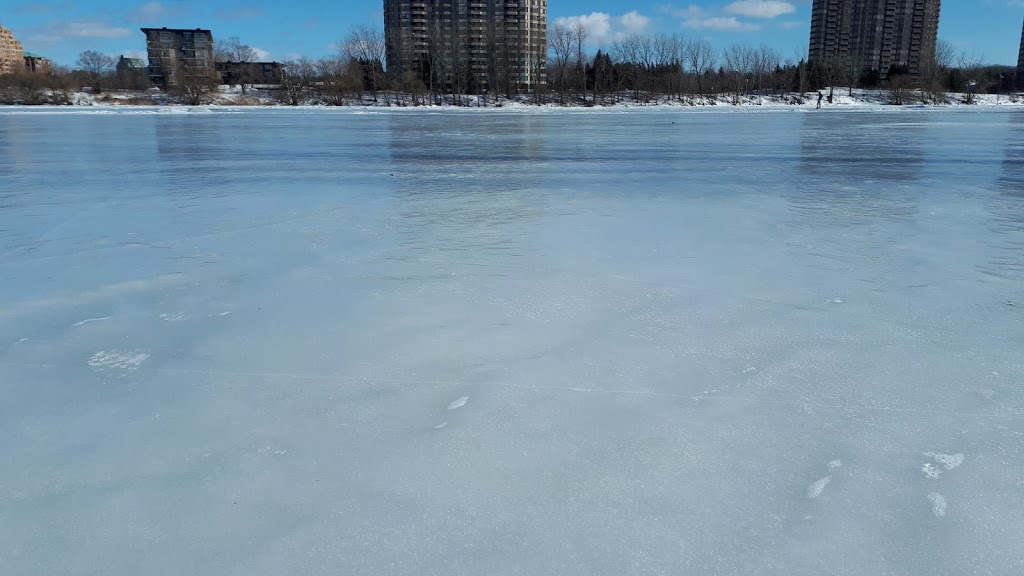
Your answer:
2,86 -> 1023,111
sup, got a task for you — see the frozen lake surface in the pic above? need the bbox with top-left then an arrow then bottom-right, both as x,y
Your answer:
1,108 -> 1022,575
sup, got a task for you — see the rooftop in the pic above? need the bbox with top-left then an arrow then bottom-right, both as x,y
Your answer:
140,27 -> 212,33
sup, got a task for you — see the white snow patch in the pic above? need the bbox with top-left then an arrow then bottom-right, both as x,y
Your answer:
921,463 -> 942,479
921,452 -> 963,478
446,396 -> 469,410
928,492 -> 947,517
88,350 -> 150,370
807,476 -> 831,499
924,452 -> 964,471
828,459 -> 843,469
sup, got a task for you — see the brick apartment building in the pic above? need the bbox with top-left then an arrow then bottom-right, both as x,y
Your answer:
809,0 -> 941,77
384,0 -> 546,93
0,21 -> 24,76
142,27 -> 215,88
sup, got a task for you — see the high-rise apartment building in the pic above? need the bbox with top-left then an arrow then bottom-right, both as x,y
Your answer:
142,27 -> 215,88
1017,19 -> 1023,85
384,0 -> 546,94
0,21 -> 25,76
809,0 -> 941,77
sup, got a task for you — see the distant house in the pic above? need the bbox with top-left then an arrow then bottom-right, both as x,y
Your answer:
216,61 -> 285,86
23,53 -> 52,74
141,27 -> 215,88
116,55 -> 146,73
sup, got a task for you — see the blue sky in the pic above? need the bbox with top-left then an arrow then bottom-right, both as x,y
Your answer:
3,1 -> 1023,67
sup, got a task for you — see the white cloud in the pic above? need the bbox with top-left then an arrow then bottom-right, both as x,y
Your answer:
724,0 -> 796,18
683,16 -> 762,31
131,2 -> 170,23
24,20 -> 134,45
618,11 -> 652,34
66,21 -> 134,38
664,4 -> 708,19
554,13 -> 613,41
252,47 -> 270,60
553,11 -> 653,43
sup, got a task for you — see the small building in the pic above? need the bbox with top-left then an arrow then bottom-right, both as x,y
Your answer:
0,20 -> 24,75
141,27 -> 215,88
216,61 -> 285,85
117,55 -> 146,73
23,53 -> 52,74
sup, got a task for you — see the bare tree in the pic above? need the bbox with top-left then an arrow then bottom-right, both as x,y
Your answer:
215,36 -> 257,63
482,17 -> 510,104
548,24 -> 574,105
318,56 -> 357,105
654,33 -> 685,102
176,69 -> 221,105
215,36 -> 259,93
934,39 -> 955,73
818,56 -> 842,103
722,43 -> 755,104
685,37 -> 715,97
76,50 -> 115,93
957,51 -> 984,104
50,65 -> 77,104
610,34 -> 637,100
885,64 -> 915,105
751,44 -> 781,102
792,46 -> 809,95
341,24 -> 386,102
838,54 -> 861,97
278,58 -> 315,105
918,38 -> 954,102
572,21 -> 590,103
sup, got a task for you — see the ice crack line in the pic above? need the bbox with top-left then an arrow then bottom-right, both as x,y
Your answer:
71,317 -> 112,327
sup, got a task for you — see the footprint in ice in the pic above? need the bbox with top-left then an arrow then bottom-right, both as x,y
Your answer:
921,452 -> 964,479
807,476 -> 831,499
928,492 -> 947,517
446,396 -> 468,411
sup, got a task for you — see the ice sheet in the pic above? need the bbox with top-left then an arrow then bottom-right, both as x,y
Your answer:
1,109 -> 1022,575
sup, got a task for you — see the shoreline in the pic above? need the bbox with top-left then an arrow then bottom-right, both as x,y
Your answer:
2,88 -> 1023,113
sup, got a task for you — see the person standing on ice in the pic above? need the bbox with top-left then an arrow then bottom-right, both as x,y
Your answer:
816,91 -> 823,109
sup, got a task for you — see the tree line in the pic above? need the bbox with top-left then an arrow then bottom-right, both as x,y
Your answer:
1,24 -> 1020,106
0,36 -> 266,105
